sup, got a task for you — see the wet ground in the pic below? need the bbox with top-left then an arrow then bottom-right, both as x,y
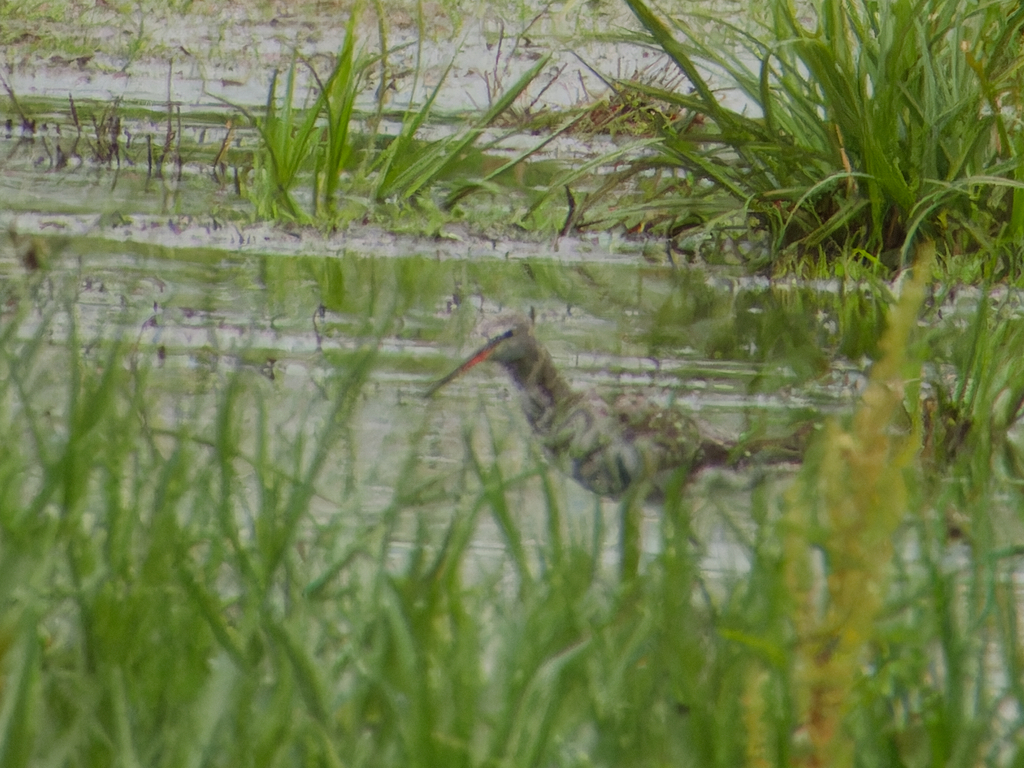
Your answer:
1,0 -> 723,116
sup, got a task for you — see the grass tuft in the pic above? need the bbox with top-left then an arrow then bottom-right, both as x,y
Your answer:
620,0 -> 1024,272
235,16 -> 550,231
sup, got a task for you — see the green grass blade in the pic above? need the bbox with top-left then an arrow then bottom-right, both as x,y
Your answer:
623,0 -> 724,122
0,614 -> 41,768
388,54 -> 550,200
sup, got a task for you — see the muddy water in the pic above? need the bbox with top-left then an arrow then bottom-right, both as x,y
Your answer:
0,176 -> 881,587
0,2 -> 737,118
0,47 -> 875,583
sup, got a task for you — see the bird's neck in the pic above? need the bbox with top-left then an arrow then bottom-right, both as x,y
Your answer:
499,341 -> 578,430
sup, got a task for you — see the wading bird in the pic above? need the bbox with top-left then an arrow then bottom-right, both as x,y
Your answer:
425,314 -> 807,500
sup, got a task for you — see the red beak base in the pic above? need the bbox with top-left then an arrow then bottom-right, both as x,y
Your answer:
423,329 -> 515,398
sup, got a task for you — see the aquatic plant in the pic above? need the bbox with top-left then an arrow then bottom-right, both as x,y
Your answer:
619,0 -> 1024,273
236,6 -> 550,229
245,57 -> 326,222
371,54 -> 550,205
314,7 -> 368,217
230,6 -> 376,222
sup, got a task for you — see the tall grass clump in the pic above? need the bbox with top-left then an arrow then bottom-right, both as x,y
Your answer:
239,6 -> 548,229
314,7 -> 365,217
240,8 -> 369,222
622,0 -> 1024,273
922,282 -> 1024,493
246,60 -> 324,221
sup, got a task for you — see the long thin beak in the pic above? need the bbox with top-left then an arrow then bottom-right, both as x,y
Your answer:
423,329 -> 514,398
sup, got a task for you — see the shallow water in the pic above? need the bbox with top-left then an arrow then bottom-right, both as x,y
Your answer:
0,164 -> 876,594
0,13 -> 943,585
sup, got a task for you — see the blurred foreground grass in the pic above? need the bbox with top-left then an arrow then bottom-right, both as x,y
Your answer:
2,248 -> 1024,768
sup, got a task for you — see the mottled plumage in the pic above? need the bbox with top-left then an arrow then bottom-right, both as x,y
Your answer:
427,315 -> 804,499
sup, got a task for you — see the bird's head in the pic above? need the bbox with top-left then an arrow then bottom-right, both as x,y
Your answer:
424,314 -> 537,397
